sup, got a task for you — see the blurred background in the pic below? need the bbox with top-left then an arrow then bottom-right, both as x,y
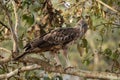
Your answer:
0,0 -> 120,80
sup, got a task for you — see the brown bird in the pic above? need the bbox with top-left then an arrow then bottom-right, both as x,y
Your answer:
14,19 -> 88,67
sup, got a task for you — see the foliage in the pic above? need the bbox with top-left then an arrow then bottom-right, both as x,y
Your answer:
0,0 -> 120,79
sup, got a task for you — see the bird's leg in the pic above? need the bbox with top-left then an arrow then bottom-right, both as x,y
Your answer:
63,48 -> 71,67
53,52 -> 62,66
49,52 -> 62,70
63,48 -> 75,71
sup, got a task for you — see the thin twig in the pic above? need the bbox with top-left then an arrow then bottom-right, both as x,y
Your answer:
0,47 -> 12,64
0,26 -> 4,32
0,64 -> 41,79
94,22 -> 120,28
0,21 -> 10,30
96,0 -> 119,14
0,47 -> 11,54
0,1 -> 19,53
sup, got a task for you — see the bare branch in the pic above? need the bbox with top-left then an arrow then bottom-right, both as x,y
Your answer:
11,0 -> 19,53
0,64 -> 41,79
95,22 -> 120,28
22,57 -> 120,80
0,57 -> 120,79
96,0 -> 119,13
11,0 -> 19,39
0,47 -> 12,64
0,52 -> 120,79
0,1 -> 19,53
0,21 -> 10,30
0,47 -> 11,54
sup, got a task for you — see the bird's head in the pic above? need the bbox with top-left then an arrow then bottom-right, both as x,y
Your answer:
77,19 -> 88,33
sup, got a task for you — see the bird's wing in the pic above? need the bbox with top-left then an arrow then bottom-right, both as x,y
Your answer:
24,36 -> 50,51
43,28 -> 79,45
15,28 -> 79,60
24,27 -> 79,51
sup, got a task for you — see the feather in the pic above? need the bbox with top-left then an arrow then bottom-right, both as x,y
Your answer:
23,27 -> 80,52
14,19 -> 88,60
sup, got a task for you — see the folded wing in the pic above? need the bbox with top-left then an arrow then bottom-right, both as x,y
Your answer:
24,28 -> 79,52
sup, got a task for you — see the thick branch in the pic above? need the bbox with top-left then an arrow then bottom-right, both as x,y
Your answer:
0,1 -> 19,53
0,51 -> 120,79
21,57 -> 120,79
11,0 -> 19,39
11,0 -> 19,53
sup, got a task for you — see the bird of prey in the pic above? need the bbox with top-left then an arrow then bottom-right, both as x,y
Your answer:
14,19 -> 88,67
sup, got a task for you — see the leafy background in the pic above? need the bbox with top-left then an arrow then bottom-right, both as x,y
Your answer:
0,0 -> 120,80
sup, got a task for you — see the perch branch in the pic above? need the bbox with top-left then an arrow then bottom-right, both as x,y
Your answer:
1,57 -> 120,79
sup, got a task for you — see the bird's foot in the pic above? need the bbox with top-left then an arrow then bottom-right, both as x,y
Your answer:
54,63 -> 63,70
54,63 -> 62,68
55,64 -> 62,69
64,66 -> 76,72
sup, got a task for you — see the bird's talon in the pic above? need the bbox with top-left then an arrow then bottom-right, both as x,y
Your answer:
54,63 -> 62,68
64,66 -> 75,72
55,64 -> 63,70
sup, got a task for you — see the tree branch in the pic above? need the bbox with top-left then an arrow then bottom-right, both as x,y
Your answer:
0,57 -> 120,79
0,0 -> 19,53
11,0 -> 19,53
95,22 -> 120,28
0,64 -> 41,79
96,0 -> 119,13
21,57 -> 120,79
0,21 -> 10,30
0,47 -> 12,64
11,0 -> 19,40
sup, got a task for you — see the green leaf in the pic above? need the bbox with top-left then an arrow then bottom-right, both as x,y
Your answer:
110,50 -> 119,60
110,53 -> 119,60
25,71 -> 30,79
104,48 -> 112,56
0,68 -> 5,74
22,13 -> 34,26
83,59 -> 90,66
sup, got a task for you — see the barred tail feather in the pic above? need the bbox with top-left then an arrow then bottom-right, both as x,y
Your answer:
23,43 -> 31,51
13,51 -> 28,61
